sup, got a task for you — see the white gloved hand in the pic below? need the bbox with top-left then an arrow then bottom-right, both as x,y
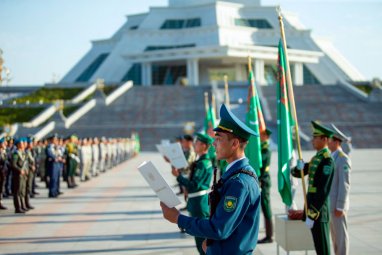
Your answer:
305,217 -> 314,229
297,159 -> 305,171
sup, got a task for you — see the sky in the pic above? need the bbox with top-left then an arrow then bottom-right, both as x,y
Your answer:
0,0 -> 381,85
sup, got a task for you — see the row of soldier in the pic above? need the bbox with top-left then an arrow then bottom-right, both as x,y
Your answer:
0,134 -> 138,214
160,104 -> 351,255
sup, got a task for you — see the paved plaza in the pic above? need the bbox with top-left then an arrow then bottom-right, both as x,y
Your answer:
0,149 -> 381,255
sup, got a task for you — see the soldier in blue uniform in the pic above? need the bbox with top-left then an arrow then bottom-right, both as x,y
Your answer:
292,121 -> 335,255
46,134 -> 63,198
161,104 -> 261,255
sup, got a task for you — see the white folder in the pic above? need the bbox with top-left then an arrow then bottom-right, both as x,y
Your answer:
138,161 -> 181,208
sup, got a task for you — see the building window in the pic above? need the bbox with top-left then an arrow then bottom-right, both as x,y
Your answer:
160,18 -> 201,29
144,44 -> 196,52
152,64 -> 186,85
121,63 -> 142,85
76,53 -> 109,82
303,65 -> 321,85
235,18 -> 272,29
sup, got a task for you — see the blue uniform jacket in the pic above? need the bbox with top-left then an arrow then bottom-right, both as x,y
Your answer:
178,158 -> 261,255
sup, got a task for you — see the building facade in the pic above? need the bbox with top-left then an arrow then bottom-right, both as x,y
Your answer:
61,0 -> 365,86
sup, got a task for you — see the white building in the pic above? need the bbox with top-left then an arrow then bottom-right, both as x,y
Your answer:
61,0 -> 365,86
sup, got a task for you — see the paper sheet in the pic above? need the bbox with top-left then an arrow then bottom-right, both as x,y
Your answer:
138,161 -> 181,208
156,142 -> 188,169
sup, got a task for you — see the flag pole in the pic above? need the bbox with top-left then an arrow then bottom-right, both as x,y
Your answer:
224,75 -> 230,107
204,92 -> 209,114
211,93 -> 217,117
278,7 -> 308,215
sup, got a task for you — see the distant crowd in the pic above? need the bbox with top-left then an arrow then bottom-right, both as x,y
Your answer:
0,133 -> 140,214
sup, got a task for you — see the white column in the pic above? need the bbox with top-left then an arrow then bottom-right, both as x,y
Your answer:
141,62 -> 152,86
187,59 -> 199,86
294,62 -> 304,86
254,59 -> 265,85
235,63 -> 244,81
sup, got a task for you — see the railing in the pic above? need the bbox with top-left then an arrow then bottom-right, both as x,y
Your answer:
105,81 -> 133,106
338,80 -> 368,102
65,99 -> 96,128
34,121 -> 55,141
22,104 -> 57,128
70,83 -> 97,104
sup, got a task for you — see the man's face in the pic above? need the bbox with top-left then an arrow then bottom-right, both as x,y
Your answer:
311,135 -> 327,151
328,138 -> 339,152
260,133 -> 268,142
213,132 -> 234,160
193,140 -> 203,154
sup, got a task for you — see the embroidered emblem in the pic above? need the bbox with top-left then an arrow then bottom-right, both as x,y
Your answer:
224,196 -> 237,212
323,165 -> 331,175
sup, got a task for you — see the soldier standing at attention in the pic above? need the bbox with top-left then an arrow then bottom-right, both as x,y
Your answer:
292,121 -> 335,255
24,137 -> 36,210
161,104 -> 261,255
66,134 -> 79,188
12,138 -> 28,213
258,128 -> 273,244
0,138 -> 8,209
172,133 -> 214,255
328,124 -> 352,255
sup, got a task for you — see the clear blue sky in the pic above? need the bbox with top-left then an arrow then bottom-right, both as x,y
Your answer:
0,0 -> 381,85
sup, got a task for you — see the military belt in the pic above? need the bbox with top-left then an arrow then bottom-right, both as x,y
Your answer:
188,190 -> 210,198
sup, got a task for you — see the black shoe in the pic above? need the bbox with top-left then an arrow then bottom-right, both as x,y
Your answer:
21,207 -> 29,211
0,205 -> 7,210
58,192 -> 64,196
257,237 -> 273,244
49,194 -> 57,198
27,205 -> 35,210
15,209 -> 26,214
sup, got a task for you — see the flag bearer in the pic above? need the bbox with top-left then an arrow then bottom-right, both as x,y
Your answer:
292,121 -> 335,255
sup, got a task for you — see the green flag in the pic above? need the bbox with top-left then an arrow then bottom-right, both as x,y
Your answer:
204,104 -> 216,136
204,101 -> 217,166
245,69 -> 262,176
277,40 -> 293,206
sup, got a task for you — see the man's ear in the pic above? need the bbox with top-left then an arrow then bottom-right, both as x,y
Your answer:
231,138 -> 240,150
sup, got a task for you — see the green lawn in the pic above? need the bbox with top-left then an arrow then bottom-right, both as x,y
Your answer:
14,87 -> 84,103
0,107 -> 46,126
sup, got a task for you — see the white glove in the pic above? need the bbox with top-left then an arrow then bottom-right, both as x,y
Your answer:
297,159 -> 305,171
305,217 -> 314,229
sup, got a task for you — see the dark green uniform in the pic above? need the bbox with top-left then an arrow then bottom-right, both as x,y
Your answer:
66,142 -> 79,188
292,147 -> 334,255
258,140 -> 273,242
12,150 -> 28,213
25,149 -> 35,209
177,153 -> 213,255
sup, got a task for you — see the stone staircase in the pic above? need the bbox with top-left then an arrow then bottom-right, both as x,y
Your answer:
52,86 -> 212,151
262,84 -> 382,148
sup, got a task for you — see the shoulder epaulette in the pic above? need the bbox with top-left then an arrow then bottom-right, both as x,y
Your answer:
323,151 -> 331,159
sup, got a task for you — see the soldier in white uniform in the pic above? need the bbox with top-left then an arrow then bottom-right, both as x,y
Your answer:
328,124 -> 351,255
